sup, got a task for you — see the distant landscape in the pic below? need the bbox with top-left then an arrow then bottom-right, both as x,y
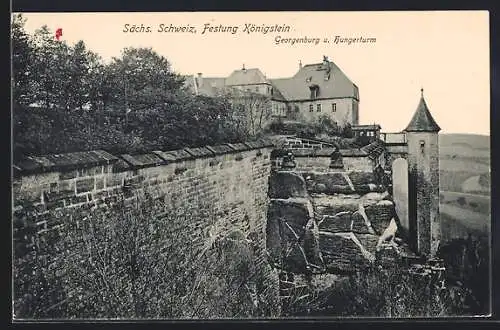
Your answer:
439,133 -> 490,242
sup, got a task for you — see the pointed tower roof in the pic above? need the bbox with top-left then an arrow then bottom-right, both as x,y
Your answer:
404,89 -> 441,132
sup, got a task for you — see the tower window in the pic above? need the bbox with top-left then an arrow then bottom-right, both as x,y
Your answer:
309,104 -> 314,112
332,103 -> 337,112
317,104 -> 322,112
420,140 -> 425,153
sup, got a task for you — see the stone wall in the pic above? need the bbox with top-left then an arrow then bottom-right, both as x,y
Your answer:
271,148 -> 374,173
267,148 -> 416,277
407,132 -> 440,256
12,140 -> 281,319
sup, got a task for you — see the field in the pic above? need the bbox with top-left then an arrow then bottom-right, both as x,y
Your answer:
437,134 -> 490,241
439,133 -> 490,193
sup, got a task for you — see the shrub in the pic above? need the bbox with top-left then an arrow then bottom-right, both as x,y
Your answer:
13,194 -> 273,319
13,103 -> 246,159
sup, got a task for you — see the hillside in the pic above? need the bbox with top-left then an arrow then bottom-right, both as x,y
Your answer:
439,133 -> 490,195
438,133 -> 491,241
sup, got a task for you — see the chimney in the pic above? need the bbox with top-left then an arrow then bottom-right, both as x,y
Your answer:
196,72 -> 203,88
299,60 -> 302,69
242,64 -> 246,72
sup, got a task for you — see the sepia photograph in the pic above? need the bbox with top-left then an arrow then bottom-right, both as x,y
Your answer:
11,11 -> 491,320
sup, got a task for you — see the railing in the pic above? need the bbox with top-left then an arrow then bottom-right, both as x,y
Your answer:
380,132 -> 407,144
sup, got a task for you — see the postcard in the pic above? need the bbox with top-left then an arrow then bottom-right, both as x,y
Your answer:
11,11 -> 491,320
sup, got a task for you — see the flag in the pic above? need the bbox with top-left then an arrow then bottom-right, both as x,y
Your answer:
55,28 -> 63,41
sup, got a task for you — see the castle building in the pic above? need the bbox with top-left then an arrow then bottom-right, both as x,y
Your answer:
404,89 -> 441,257
183,56 -> 360,128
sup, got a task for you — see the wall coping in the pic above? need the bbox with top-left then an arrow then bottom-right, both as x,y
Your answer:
271,148 -> 369,158
13,138 -> 274,176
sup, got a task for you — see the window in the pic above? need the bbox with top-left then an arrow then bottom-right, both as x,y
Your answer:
309,104 -> 314,112
255,86 -> 259,92
317,104 -> 322,112
332,103 -> 337,112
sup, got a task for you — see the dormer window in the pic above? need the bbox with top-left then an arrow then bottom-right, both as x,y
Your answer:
309,84 -> 319,99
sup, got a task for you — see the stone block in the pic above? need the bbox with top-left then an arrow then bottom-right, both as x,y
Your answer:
124,175 -> 144,187
268,171 -> 308,199
351,212 -> 373,234
151,151 -> 176,163
43,189 -> 74,203
319,232 -> 373,273
347,171 -> 376,185
120,153 -> 164,169
303,172 -> 348,188
46,200 -> 65,211
365,200 -> 395,235
70,194 -> 88,204
105,175 -> 123,188
76,178 -> 95,194
59,170 -> 78,180
243,141 -> 263,150
226,143 -> 251,152
267,198 -> 320,273
206,144 -> 234,155
95,177 -> 105,190
184,147 -> 215,158
113,159 -> 132,172
318,212 -> 352,233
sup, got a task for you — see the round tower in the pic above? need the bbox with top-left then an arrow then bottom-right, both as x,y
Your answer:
404,89 -> 441,257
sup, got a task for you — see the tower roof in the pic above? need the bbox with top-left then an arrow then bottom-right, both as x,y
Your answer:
404,89 -> 441,132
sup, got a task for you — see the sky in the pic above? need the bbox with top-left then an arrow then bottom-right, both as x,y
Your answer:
16,11 -> 490,135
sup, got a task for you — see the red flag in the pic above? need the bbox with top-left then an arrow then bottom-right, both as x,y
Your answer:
55,28 -> 63,40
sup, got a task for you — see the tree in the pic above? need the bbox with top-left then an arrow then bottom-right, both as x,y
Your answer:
30,25 -> 73,108
105,47 -> 185,112
225,89 -> 272,138
11,14 -> 34,106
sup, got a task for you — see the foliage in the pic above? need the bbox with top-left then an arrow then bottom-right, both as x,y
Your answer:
285,265 -> 466,317
224,89 -> 273,138
13,194 -> 274,319
11,14 -> 34,106
437,236 -> 490,315
11,15 -> 248,158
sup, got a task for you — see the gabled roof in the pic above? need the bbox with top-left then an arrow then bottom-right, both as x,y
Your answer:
183,75 -> 226,97
226,68 -> 269,86
404,91 -> 441,132
198,77 -> 226,96
269,61 -> 358,101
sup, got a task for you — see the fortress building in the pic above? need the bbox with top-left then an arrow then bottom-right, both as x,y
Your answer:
184,56 -> 359,128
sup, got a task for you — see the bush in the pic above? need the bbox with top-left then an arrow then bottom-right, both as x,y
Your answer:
13,194 -> 273,319
285,264 -> 473,317
13,102 -> 246,160
437,236 -> 490,315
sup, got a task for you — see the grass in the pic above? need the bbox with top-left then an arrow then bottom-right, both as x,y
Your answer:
440,191 -> 491,216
